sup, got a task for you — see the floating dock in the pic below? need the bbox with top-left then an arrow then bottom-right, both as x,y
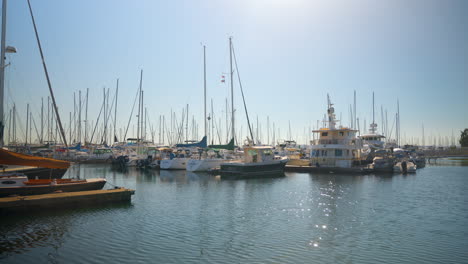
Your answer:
0,188 -> 135,213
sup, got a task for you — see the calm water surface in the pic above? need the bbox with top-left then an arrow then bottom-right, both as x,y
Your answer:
1,158 -> 468,263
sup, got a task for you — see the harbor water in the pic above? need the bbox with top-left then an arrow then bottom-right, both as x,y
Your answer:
1,158 -> 468,263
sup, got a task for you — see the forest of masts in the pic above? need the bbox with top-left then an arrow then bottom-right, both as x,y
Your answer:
3,86 -> 459,149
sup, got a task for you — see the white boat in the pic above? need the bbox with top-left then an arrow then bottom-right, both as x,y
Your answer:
187,156 -> 241,172
310,95 -> 362,169
394,160 -> 417,174
160,157 -> 190,170
186,145 -> 240,172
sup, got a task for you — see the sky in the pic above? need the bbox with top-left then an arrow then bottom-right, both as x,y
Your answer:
2,0 -> 468,146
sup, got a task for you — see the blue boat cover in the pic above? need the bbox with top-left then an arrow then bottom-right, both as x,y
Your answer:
175,136 -> 207,148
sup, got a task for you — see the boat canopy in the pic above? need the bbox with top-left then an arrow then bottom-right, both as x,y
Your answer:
208,138 -> 235,150
175,136 -> 207,148
0,148 -> 70,169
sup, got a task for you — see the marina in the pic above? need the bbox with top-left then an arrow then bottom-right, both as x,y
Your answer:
1,0 -> 467,263
1,161 -> 468,263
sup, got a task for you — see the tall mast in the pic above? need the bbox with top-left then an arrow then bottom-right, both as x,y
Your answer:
372,92 -> 375,125
114,79 -> 118,143
137,69 -> 143,142
27,0 -> 67,147
78,90 -> 81,143
397,99 -> 400,147
85,88 -> 88,144
203,45 -> 207,141
0,0 -> 7,147
229,37 -> 235,143
211,99 -> 214,145
40,97 -> 43,143
353,90 -> 356,130
141,90 -> 144,141
422,124 -> 425,147
102,88 -> 106,144
25,104 -> 29,145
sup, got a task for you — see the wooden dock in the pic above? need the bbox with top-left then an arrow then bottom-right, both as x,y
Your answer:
0,188 -> 135,213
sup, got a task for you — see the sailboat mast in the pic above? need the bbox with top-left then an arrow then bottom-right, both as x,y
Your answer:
78,90 -> 81,143
26,104 -> 29,145
353,90 -> 356,130
27,0 -> 68,147
40,97 -> 43,143
114,79 -> 118,143
137,69 -> 143,142
229,37 -> 235,143
372,92 -> 375,125
85,88 -> 88,144
0,0 -> 6,147
203,45 -> 207,141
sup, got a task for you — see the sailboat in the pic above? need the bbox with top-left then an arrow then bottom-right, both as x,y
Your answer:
159,136 -> 207,170
0,0 -> 106,194
186,138 -> 240,172
185,45 -> 241,172
218,38 -> 288,178
358,92 -> 386,154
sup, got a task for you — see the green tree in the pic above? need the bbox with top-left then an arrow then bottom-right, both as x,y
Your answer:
460,129 -> 468,147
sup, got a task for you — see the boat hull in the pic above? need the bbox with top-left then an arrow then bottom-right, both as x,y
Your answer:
160,158 -> 189,170
5,167 -> 67,180
0,179 -> 107,197
220,160 -> 287,178
187,159 -> 238,172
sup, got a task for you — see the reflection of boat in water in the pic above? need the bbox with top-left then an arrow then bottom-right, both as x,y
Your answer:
158,170 -> 186,182
0,175 -> 106,197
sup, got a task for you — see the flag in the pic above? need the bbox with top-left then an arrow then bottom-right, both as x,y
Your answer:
221,75 -> 225,83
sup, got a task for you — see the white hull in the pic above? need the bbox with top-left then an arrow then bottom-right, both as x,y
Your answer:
394,161 -> 417,174
160,158 -> 189,170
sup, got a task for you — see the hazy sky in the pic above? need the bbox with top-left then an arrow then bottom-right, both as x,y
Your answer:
3,0 -> 467,145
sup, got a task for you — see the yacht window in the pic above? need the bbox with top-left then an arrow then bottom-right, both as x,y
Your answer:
335,149 -> 343,156
339,132 -> 344,136
321,132 -> 328,137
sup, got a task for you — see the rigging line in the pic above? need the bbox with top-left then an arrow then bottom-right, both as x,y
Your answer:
27,0 -> 68,147
231,42 -> 255,144
88,97 -> 105,144
123,85 -> 140,141
100,89 -> 118,144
